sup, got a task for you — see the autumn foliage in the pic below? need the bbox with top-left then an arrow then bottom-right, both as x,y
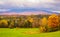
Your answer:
39,17 -> 48,32
0,14 -> 60,32
48,14 -> 59,28
0,19 -> 8,27
47,14 -> 59,32
40,14 -> 60,32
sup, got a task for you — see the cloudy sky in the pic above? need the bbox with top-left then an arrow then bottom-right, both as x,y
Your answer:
0,0 -> 60,15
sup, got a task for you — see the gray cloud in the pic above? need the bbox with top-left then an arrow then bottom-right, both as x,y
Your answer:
0,0 -> 60,13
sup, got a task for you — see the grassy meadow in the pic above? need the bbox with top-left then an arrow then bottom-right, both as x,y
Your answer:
0,28 -> 60,37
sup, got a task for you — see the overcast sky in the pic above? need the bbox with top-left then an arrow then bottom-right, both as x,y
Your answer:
0,0 -> 60,13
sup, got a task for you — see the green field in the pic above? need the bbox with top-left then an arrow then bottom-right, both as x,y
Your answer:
0,28 -> 60,37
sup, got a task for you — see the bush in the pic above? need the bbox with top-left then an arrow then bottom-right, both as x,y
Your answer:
39,26 -> 47,32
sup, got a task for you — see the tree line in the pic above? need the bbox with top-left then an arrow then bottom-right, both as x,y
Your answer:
0,14 -> 60,32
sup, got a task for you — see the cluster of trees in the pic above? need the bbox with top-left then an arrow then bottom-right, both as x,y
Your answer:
0,14 -> 60,32
0,15 -> 40,28
40,14 -> 60,32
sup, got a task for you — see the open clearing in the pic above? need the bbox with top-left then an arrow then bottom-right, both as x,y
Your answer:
0,28 -> 60,37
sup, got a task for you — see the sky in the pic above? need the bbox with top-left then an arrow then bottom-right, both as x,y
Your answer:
0,0 -> 60,15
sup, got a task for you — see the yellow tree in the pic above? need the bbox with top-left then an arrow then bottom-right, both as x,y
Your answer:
27,16 -> 34,28
48,14 -> 59,31
0,19 -> 8,27
40,17 -> 48,32
41,17 -> 47,26
27,16 -> 34,23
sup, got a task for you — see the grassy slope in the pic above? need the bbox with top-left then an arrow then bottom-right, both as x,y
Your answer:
0,28 -> 60,37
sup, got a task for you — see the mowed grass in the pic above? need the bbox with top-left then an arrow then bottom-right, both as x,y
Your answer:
0,28 -> 60,37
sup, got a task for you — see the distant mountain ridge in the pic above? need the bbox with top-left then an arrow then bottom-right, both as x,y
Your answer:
0,11 -> 59,15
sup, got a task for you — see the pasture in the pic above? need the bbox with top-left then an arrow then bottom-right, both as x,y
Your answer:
0,28 -> 60,37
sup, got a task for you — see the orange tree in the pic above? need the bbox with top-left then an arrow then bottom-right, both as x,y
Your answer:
48,14 -> 59,32
58,14 -> 60,30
